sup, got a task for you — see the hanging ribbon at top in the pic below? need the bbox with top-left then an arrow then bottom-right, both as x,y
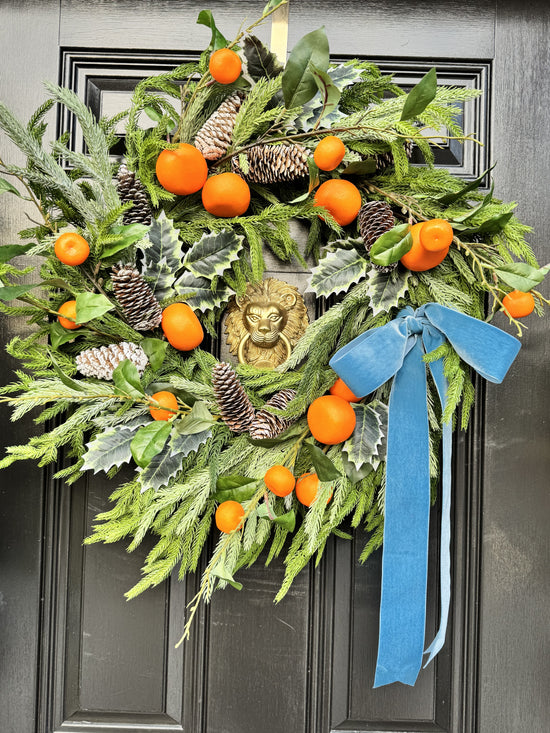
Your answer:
330,303 -> 520,688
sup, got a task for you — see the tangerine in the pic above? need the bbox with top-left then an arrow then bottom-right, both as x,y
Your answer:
215,500 -> 245,533
329,377 -> 361,403
161,303 -> 204,350
400,222 -> 449,272
264,465 -> 295,497
57,300 -> 81,330
209,48 -> 242,84
201,172 -> 251,217
307,394 -> 356,445
155,143 -> 208,196
502,289 -> 535,318
313,178 -> 362,226
295,472 -> 332,507
54,232 -> 90,266
419,218 -> 454,252
149,390 -> 179,421
314,135 -> 346,171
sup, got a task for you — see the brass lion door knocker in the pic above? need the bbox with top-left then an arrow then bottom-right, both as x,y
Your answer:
225,278 -> 309,369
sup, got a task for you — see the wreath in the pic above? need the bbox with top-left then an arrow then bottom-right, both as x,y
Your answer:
0,1 -> 547,687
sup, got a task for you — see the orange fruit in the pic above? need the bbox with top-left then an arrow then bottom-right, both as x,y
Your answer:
215,500 -> 245,533
201,172 -> 251,217
329,377 -> 361,403
264,465 -> 295,497
149,390 -> 179,421
400,222 -> 449,272
419,219 -> 454,252
502,290 -> 535,318
313,136 -> 346,171
155,143 -> 208,195
57,300 -> 81,330
307,394 -> 356,445
161,302 -> 204,351
54,232 -> 90,266
295,472 -> 332,507
313,178 -> 362,226
209,48 -> 242,84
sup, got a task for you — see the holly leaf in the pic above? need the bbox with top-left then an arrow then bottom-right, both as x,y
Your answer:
0,243 -> 34,263
197,9 -> 228,51
141,211 -> 183,300
309,62 -> 341,125
366,267 -> 411,317
307,248 -> 368,298
112,359 -> 145,399
174,400 -> 215,435
0,178 -> 22,197
303,439 -> 341,480
183,230 -> 244,280
131,421 -> 172,468
244,35 -> 284,81
282,27 -> 330,109
343,401 -> 388,471
293,62 -> 363,131
495,262 -> 550,292
82,426 -> 143,473
174,271 -> 234,313
141,338 -> 168,372
369,223 -> 412,266
341,451 -> 374,484
169,427 -> 212,459
75,292 -> 114,322
101,222 -> 149,259
139,440 -> 183,492
437,164 -> 496,206
400,67 -> 437,121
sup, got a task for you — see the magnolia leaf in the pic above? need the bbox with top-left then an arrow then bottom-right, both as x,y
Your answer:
141,211 -> 183,300
112,359 -> 145,399
0,283 -> 38,300
438,163 -> 497,205
451,182 -> 494,223
47,348 -> 85,392
303,439 -> 341,481
370,224 -> 413,266
400,67 -> 437,121
273,510 -> 296,532
75,292 -> 114,322
309,62 -> 341,124
366,267 -> 411,317
243,35 -> 284,81
169,427 -> 212,459
342,159 -> 377,176
214,475 -> 257,502
175,400 -> 215,435
495,262 -> 550,292
307,248 -> 368,298
174,270 -> 233,313
131,421 -> 172,468
144,105 -> 163,123
49,321 -> 87,348
183,230 -> 244,280
211,563 -> 243,591
82,426 -> 140,473
197,9 -> 228,51
282,27 -> 330,109
0,243 -> 34,263
101,222 -> 149,259
141,338 -> 168,372
453,212 -> 513,236
0,177 -> 22,196
343,401 -> 388,470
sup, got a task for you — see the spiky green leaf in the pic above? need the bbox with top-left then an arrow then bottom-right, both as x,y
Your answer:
141,211 -> 183,300
243,35 -> 284,81
82,425 -> 144,473
343,401 -> 388,470
366,267 -> 411,316
183,230 -> 244,280
173,271 -> 233,312
307,248 -> 367,298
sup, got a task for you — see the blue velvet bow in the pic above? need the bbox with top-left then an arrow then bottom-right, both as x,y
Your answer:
329,303 -> 520,688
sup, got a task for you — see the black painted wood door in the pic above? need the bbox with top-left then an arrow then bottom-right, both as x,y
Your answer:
1,2 -> 548,732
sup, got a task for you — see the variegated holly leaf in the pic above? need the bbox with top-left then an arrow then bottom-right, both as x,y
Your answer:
138,426 -> 211,492
174,271 -> 234,313
307,248 -> 368,298
170,427 -> 212,458
294,62 -> 363,131
82,426 -> 137,474
342,400 -> 388,470
366,267 -> 411,316
140,211 -> 183,300
183,230 -> 244,280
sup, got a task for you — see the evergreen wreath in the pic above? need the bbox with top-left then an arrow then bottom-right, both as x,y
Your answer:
0,1 -> 547,680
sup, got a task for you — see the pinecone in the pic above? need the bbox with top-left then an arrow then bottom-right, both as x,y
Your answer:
358,201 -> 397,274
194,93 -> 244,161
212,362 -> 256,433
111,263 -> 162,331
375,140 -> 414,173
116,163 -> 152,225
76,342 -> 148,380
231,144 -> 309,184
249,389 -> 297,440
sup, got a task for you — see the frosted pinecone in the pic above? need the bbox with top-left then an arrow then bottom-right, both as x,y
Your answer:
111,263 -> 162,331
194,92 -> 244,161
116,163 -> 152,225
231,144 -> 309,184
212,362 -> 256,433
358,201 -> 397,274
76,342 -> 148,380
249,389 -> 296,440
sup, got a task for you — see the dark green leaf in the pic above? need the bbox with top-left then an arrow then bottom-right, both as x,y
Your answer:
273,510 -> 296,531
141,212 -> 184,300
400,67 -> 437,121
0,243 -> 34,263
243,35 -> 284,81
75,292 -> 114,322
437,163 -> 496,205
309,62 -> 341,124
47,348 -> 85,392
0,283 -> 37,301
0,177 -> 22,197
212,563 -> 243,591
282,27 -> 330,109
369,223 -> 412,266
112,359 -> 145,398
141,338 -> 168,371
214,475 -> 258,502
495,262 -> 550,292
216,474 -> 255,491
175,400 -> 215,435
49,321 -> 86,348
197,9 -> 228,51
451,182 -> 494,223
342,159 -> 377,176
303,439 -> 341,481
101,223 -> 149,259
130,421 -> 172,468
454,212 -> 513,236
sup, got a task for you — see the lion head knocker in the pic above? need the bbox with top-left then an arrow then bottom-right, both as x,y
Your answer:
225,278 -> 309,369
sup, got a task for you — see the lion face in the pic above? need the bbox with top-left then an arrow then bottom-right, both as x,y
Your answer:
244,302 -> 287,348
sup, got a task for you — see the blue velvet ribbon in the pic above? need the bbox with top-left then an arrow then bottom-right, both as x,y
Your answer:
329,303 -> 520,688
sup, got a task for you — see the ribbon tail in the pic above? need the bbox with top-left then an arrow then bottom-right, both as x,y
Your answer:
374,338 -> 430,688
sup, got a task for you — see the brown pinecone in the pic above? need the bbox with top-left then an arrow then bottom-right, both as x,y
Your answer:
212,362 -> 256,433
116,163 -> 152,225
111,263 -> 162,331
76,342 -> 148,380
231,144 -> 309,184
249,389 -> 297,440
358,201 -> 397,274
194,92 -> 244,161
375,140 -> 414,173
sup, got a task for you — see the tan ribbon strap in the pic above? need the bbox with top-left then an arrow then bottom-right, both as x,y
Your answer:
270,2 -> 290,61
